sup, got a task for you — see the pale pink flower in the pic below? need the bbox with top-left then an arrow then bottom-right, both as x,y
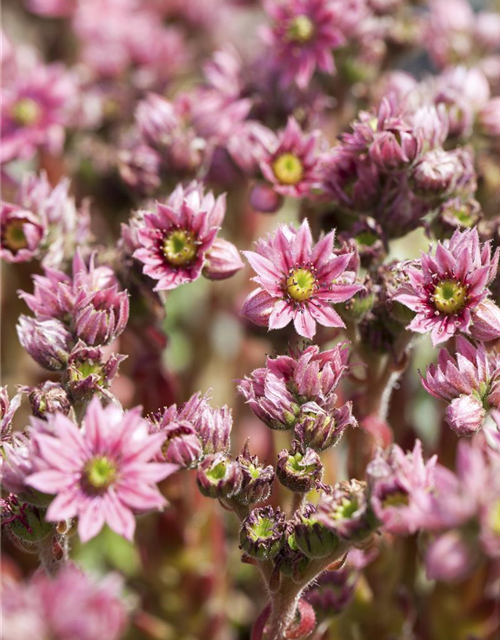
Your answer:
393,229 -> 500,345
242,219 -> 362,339
26,397 -> 178,542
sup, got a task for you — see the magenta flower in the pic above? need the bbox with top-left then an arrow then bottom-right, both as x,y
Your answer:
1,62 -> 77,165
367,441 -> 437,535
19,251 -> 129,346
263,0 -> 345,89
26,397 -> 178,542
393,229 -> 500,345
133,182 -> 241,291
259,117 -> 322,198
242,220 -> 362,339
422,337 -> 500,436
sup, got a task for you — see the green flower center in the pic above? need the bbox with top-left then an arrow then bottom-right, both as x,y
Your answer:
272,153 -> 304,186
382,491 -> 409,508
287,15 -> 315,43
433,279 -> 468,315
162,229 -> 197,266
452,206 -> 476,228
249,516 -> 275,541
11,98 -> 41,126
332,497 -> 359,521
206,461 -> 227,483
83,456 -> 117,492
287,452 -> 317,476
3,220 -> 28,252
286,268 -> 317,302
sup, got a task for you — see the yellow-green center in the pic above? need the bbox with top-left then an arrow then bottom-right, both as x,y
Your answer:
286,268 -> 317,302
11,98 -> 41,126
287,15 -> 315,43
249,516 -> 275,541
84,456 -> 117,491
162,229 -> 197,266
489,501 -> 500,535
272,153 -> 304,186
382,491 -> 409,508
433,279 -> 468,315
332,497 -> 359,520
3,220 -> 28,252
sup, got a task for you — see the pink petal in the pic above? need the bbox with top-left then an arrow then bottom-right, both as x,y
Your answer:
268,300 -> 294,330
78,498 -> 106,543
293,309 -> 316,339
26,469 -> 75,494
46,489 -> 79,521
309,303 -> 345,328
103,492 -> 136,541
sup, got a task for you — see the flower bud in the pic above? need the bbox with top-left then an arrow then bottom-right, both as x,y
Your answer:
160,422 -> 203,468
276,443 -> 323,493
66,344 -> 126,401
203,238 -> 244,281
471,300 -> 500,342
276,531 -> 310,580
410,149 -> 461,199
2,496 -> 53,546
17,317 -> 71,371
294,505 -> 339,558
22,382 -> 71,419
317,480 -> 373,541
239,506 -> 286,560
233,441 -> 275,506
249,183 -> 283,213
295,402 -> 356,452
479,97 -> 500,139
196,453 -> 242,499
196,405 -> 232,455
446,394 -> 486,437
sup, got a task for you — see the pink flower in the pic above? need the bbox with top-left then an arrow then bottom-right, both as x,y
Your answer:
263,0 -> 345,89
422,336 -> 500,436
133,182 -> 241,291
0,203 -> 46,263
26,397 -> 178,542
242,219 -> 362,339
1,61 -> 77,164
2,564 -> 128,640
393,229 -> 500,345
367,440 -> 437,535
259,117 -> 322,198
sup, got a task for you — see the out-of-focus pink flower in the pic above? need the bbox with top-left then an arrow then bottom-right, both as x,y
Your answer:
27,0 -> 76,17
26,397 -> 178,542
20,251 -> 129,347
367,440 -> 437,535
421,337 -> 500,436
263,0 -> 345,89
242,219 -> 362,339
2,564 -> 128,640
424,0 -> 474,69
1,62 -> 77,164
259,117 -> 322,198
393,229 -> 500,346
0,204 -> 46,264
479,98 -> 500,140
133,182 -> 241,291
425,531 -> 476,583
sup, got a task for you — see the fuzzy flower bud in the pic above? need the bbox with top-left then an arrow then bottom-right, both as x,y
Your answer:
446,394 -> 486,437
249,183 -> 283,213
411,149 -> 463,199
317,480 -> 373,541
233,442 -> 275,506
196,453 -> 242,499
470,300 -> 500,342
17,317 -> 71,370
159,422 -> 203,468
203,237 -> 244,281
294,504 -> 339,559
276,442 -> 323,493
239,506 -> 286,560
295,402 -> 356,452
21,381 -> 71,419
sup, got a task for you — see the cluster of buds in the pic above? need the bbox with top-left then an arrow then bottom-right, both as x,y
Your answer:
238,341 -> 356,450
